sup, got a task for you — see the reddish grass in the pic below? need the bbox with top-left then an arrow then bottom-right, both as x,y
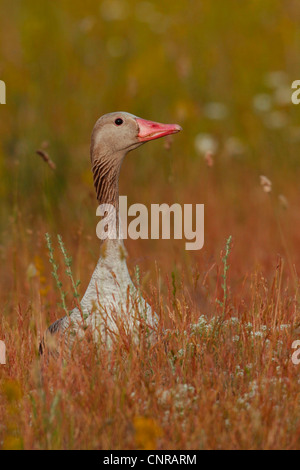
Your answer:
1,160 -> 300,450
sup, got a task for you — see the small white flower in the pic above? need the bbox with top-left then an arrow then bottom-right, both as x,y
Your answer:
194,133 -> 218,156
260,175 -> 272,193
278,194 -> 289,210
253,93 -> 272,112
254,331 -> 263,338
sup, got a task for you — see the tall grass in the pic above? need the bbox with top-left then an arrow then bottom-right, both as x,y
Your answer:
1,0 -> 300,450
1,232 -> 300,449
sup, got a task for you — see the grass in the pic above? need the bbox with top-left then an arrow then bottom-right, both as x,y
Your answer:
1,229 -> 300,449
1,0 -> 300,450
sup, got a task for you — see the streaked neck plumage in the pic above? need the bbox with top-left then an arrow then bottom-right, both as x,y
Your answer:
92,149 -> 126,242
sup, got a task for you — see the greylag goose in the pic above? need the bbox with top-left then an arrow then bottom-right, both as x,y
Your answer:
39,112 -> 182,354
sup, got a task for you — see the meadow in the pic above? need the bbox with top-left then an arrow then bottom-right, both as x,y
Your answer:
1,0 -> 300,449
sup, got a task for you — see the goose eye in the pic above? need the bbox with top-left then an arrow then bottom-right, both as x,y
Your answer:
115,118 -> 123,126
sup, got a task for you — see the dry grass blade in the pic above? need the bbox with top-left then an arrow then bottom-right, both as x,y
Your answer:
36,149 -> 56,171
204,151 -> 214,167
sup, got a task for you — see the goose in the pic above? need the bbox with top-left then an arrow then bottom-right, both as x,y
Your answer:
39,112 -> 182,354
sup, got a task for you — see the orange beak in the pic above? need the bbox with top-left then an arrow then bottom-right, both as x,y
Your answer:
136,117 -> 182,142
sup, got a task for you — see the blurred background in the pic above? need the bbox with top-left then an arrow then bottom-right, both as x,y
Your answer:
1,0 -> 300,319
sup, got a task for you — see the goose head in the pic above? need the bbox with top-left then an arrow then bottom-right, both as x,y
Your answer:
90,112 -> 182,207
90,111 -> 182,164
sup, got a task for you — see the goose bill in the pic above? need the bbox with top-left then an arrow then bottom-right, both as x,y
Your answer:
136,118 -> 182,142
